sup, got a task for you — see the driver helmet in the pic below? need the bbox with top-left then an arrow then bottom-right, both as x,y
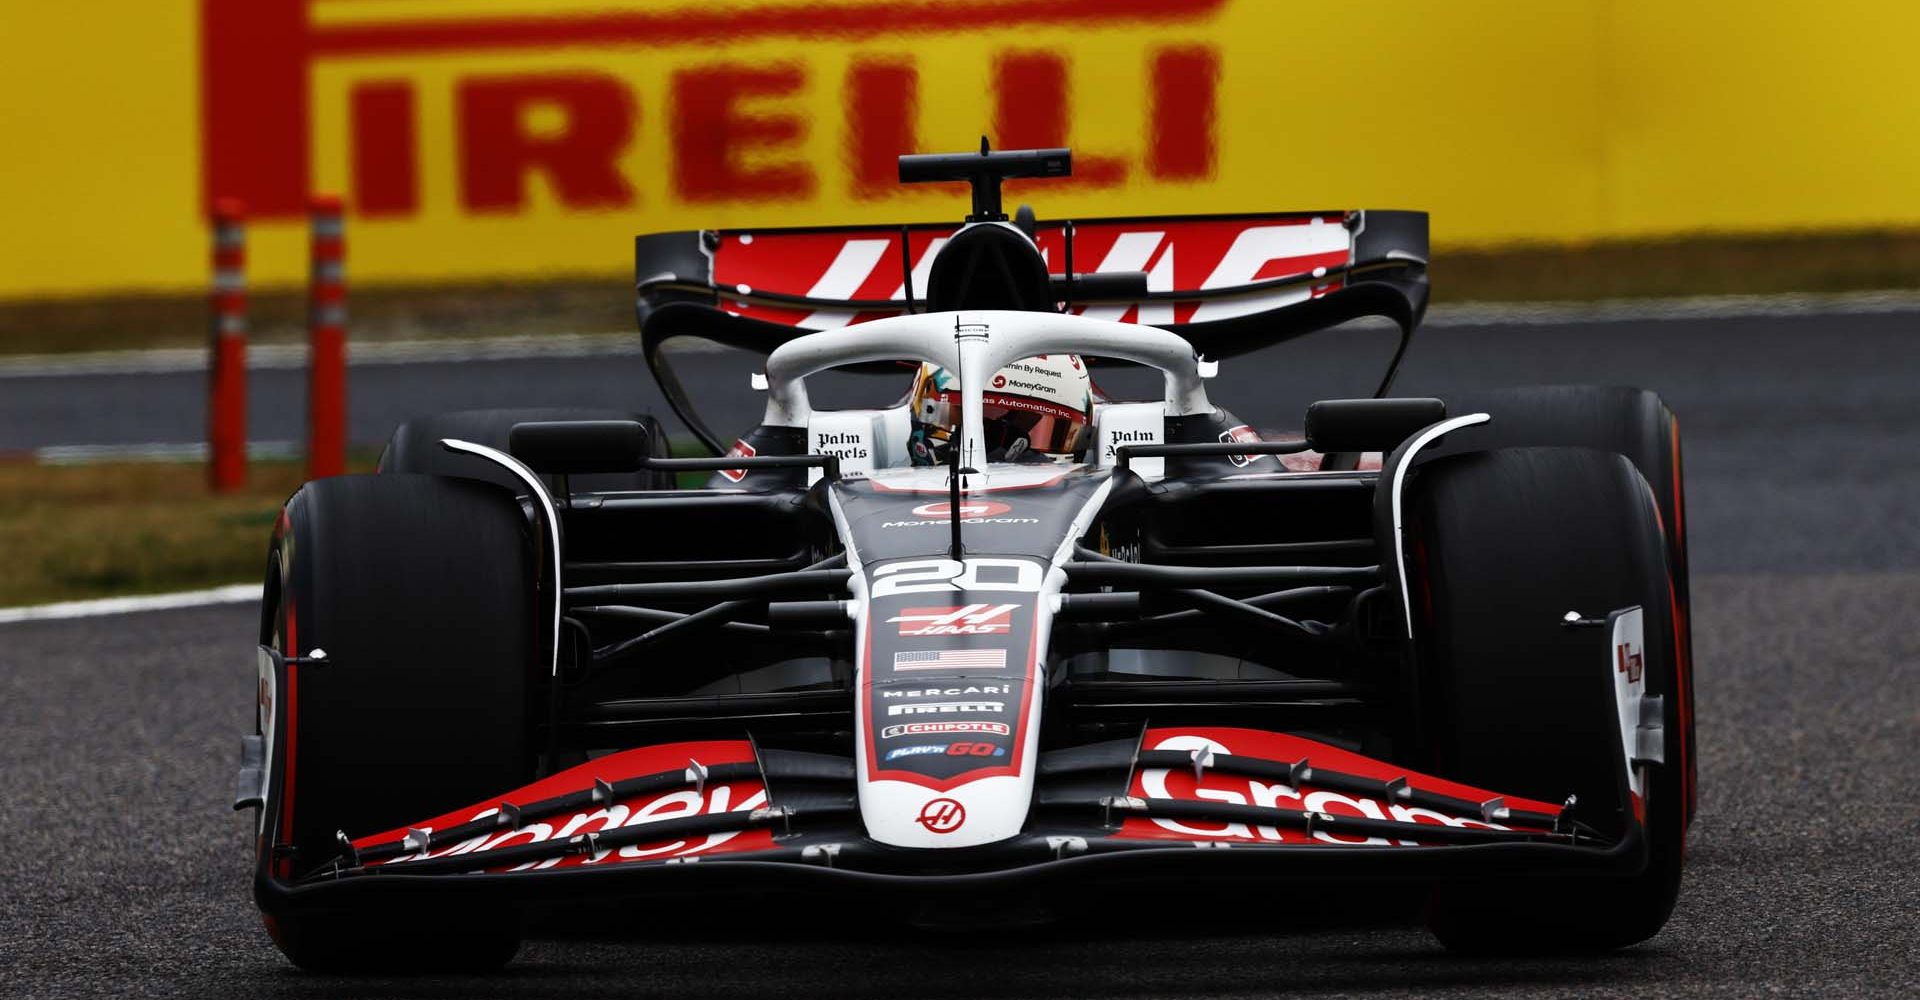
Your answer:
908,354 -> 1092,466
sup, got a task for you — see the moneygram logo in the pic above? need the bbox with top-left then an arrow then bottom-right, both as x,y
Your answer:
990,375 -> 1054,394
890,604 -> 1018,636
911,500 -> 1011,519
1131,733 -> 1534,845
377,782 -> 770,869
883,500 -> 1037,529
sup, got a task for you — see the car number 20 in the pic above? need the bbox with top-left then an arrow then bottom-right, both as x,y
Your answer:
871,558 -> 1042,597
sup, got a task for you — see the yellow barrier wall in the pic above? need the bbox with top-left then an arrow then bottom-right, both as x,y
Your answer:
3,0 -> 1917,299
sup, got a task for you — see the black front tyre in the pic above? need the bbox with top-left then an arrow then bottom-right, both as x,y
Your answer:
1407,447 -> 1686,953
259,473 -> 535,972
1436,385 -> 1696,823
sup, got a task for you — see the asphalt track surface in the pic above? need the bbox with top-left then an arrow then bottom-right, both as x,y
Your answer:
3,313 -> 1917,997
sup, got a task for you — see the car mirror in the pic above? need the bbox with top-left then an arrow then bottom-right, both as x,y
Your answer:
508,420 -> 650,474
1305,398 -> 1447,454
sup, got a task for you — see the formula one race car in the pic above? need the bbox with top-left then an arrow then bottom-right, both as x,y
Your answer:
237,145 -> 1694,971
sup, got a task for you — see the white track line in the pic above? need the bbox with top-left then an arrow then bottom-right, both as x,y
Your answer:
0,331 -> 654,379
0,583 -> 262,625
1423,289 -> 1920,327
3,289 -> 1918,380
31,441 -> 300,465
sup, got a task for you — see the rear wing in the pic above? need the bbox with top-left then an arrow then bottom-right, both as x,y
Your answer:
634,211 -> 1428,453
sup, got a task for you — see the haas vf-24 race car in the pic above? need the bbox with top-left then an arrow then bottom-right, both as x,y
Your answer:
237,146 -> 1695,970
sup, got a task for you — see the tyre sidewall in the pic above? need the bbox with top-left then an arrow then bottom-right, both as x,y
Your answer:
1410,446 -> 1684,951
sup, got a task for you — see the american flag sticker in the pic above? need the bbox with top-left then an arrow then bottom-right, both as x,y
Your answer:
892,649 -> 1008,672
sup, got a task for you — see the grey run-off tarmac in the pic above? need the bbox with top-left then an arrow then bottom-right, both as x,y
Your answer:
2,310 -> 1915,996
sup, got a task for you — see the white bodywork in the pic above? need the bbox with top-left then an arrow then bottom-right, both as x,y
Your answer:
783,312 -> 1202,848
805,408 -> 910,481
1091,402 -> 1167,478
831,468 -> 1117,849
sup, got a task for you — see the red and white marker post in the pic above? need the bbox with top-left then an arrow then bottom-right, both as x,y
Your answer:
307,195 -> 347,480
208,198 -> 248,493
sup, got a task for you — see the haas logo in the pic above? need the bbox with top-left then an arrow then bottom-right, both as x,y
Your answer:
1616,640 -> 1645,684
915,798 -> 967,834
1218,424 -> 1263,468
890,604 -> 1018,636
717,439 -> 756,483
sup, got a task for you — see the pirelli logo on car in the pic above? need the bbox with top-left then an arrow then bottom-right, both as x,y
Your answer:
884,701 -> 1006,716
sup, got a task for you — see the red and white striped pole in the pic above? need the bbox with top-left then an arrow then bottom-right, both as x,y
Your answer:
307,195 -> 347,480
208,198 -> 248,493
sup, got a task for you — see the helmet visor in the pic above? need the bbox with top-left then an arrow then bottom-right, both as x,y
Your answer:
984,393 -> 1088,456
